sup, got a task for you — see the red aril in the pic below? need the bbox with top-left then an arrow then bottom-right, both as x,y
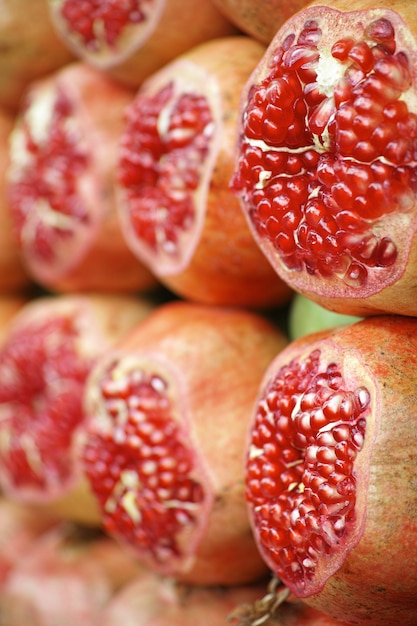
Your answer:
0,293 -> 154,525
231,1 -> 417,317
245,315 -> 417,625
6,62 -> 158,294
0,107 -> 33,293
209,0 -> 311,46
0,522 -> 145,626
47,0 -> 238,88
0,498 -> 58,591
116,37 -> 293,309
0,0 -> 74,113
100,569 -> 267,626
82,300 -> 288,585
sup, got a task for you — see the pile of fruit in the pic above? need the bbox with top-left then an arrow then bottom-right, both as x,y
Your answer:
0,0 -> 416,624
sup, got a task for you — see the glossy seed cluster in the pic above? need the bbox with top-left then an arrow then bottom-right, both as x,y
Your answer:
232,17 -> 417,287
246,348 -> 370,592
83,363 -> 205,563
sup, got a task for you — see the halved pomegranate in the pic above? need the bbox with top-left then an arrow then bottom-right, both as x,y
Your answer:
82,300 -> 288,585
245,315 -> 417,625
47,0 -> 238,88
116,37 -> 293,309
0,0 -> 74,112
6,62 -> 158,294
231,1 -> 417,317
0,293 -> 154,525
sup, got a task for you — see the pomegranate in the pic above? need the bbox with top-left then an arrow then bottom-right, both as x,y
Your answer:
209,0 -> 311,45
47,0 -> 238,88
245,314 -> 417,625
0,293 -> 154,525
0,522 -> 145,626
288,293 -> 362,340
0,498 -> 58,590
100,569 -> 267,626
0,0 -> 74,113
0,295 -> 28,343
116,36 -> 293,309
6,62 -> 158,294
82,300 -> 288,585
231,0 -> 417,317
0,107 -> 33,293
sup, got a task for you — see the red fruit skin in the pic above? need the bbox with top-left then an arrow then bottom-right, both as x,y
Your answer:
267,598 -> 352,625
0,295 -> 28,343
6,62 -> 158,295
0,293 -> 155,526
48,0 -> 239,88
0,0 -> 75,113
117,37 -> 293,309
100,570 -> 268,626
82,300 -> 288,586
246,315 -> 417,625
0,108 -> 33,294
0,522 -> 145,626
209,0 -> 312,45
232,0 -> 417,317
0,498 -> 58,591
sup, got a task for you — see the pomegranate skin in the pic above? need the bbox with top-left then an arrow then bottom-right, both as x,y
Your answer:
6,62 -> 158,295
0,0 -> 74,113
82,300 -> 288,586
231,1 -> 417,317
47,0 -> 238,88
0,293 -> 154,526
245,315 -> 417,625
0,108 -> 33,294
117,36 -> 293,309
209,0 -> 311,45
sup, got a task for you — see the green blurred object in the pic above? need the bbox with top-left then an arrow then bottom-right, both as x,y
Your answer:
288,293 -> 363,340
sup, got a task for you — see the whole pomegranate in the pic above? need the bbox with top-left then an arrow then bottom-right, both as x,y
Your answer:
209,0 -> 311,45
288,293 -> 362,340
82,300 -> 288,585
6,62 -> 158,294
116,36 -> 292,309
0,522 -> 144,626
0,0 -> 74,112
245,315 -> 417,625
0,293 -> 154,525
47,0 -> 238,88
231,0 -> 417,317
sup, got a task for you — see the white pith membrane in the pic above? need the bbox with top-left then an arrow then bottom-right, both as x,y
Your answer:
7,82 -> 102,284
0,298 -> 102,503
233,7 -> 417,299
117,59 -> 222,276
83,352 -> 214,575
49,0 -> 163,68
246,340 -> 377,597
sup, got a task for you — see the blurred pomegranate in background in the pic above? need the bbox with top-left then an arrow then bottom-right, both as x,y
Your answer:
6,62 -> 159,295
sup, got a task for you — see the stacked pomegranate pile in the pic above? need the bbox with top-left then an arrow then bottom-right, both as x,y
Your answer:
0,0 -> 416,624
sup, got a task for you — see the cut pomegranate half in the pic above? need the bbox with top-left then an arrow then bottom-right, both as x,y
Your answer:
116,37 -> 293,308
82,300 -> 288,585
245,314 -> 417,625
47,0 -> 238,87
0,293 -> 154,525
231,1 -> 417,317
6,62 -> 158,294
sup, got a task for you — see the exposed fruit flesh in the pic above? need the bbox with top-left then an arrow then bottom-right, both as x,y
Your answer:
231,7 -> 417,302
8,86 -> 91,272
0,313 -> 92,498
118,62 -> 218,275
246,343 -> 373,597
83,359 -> 210,569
